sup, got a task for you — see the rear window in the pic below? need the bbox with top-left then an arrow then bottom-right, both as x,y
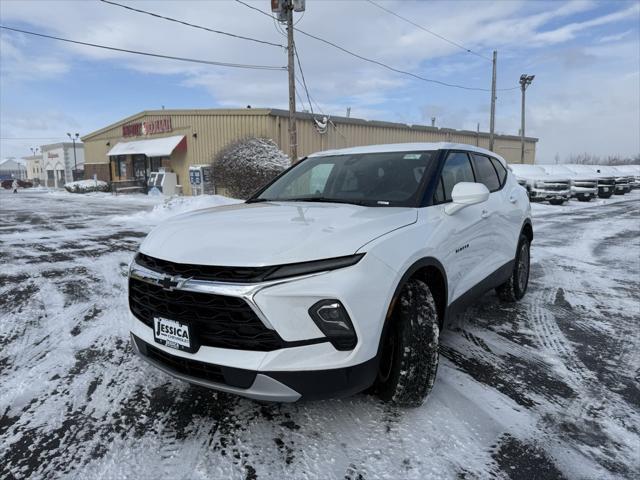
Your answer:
472,154 -> 501,192
490,157 -> 508,185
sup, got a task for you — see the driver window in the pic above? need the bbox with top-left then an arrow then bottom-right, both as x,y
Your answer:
281,163 -> 334,197
441,152 -> 475,202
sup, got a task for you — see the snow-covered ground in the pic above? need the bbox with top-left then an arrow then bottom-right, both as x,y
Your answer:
1,189 -> 639,480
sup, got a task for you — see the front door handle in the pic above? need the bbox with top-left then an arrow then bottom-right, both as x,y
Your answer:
481,209 -> 490,219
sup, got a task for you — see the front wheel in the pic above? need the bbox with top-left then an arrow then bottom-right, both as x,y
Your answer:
496,234 -> 531,302
549,199 -> 566,205
375,279 -> 439,407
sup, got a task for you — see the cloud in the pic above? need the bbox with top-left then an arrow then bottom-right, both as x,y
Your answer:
0,34 -> 69,83
531,3 -> 640,45
0,0 -> 638,161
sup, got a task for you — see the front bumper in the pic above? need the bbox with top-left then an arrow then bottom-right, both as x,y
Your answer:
530,188 -> 571,201
131,333 -> 377,401
128,251 -> 398,400
571,186 -> 598,198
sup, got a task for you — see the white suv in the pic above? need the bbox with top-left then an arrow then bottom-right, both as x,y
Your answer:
129,143 -> 533,406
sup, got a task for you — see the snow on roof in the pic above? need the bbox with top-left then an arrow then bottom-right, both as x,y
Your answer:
307,142 -> 507,165
106,135 -> 185,157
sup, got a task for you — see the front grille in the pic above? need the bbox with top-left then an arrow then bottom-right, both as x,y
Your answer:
573,180 -> 597,188
541,182 -> 570,191
129,277 -> 285,351
143,341 -> 256,388
598,178 -> 615,186
135,252 -> 277,283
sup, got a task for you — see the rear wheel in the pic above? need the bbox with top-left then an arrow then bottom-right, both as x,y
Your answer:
375,278 -> 439,407
577,196 -> 592,202
496,234 -> 530,302
549,199 -> 566,205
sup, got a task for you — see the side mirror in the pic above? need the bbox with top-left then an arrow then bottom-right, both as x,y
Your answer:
444,182 -> 490,215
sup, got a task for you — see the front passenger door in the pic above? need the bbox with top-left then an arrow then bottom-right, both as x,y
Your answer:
436,151 -> 491,302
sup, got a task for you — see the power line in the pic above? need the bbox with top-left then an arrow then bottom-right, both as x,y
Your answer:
365,0 -> 492,62
0,25 -> 286,71
99,0 -> 285,49
294,44 -> 315,116
234,0 -> 492,92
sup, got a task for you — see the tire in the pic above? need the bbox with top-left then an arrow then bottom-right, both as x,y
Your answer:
577,196 -> 592,202
375,278 -> 439,407
496,234 -> 530,302
549,199 -> 566,205
599,193 -> 613,199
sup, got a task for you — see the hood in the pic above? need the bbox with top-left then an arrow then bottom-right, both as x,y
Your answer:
514,173 -> 570,182
140,202 -> 417,266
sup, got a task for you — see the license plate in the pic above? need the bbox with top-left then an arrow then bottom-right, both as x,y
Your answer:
153,317 -> 192,352
602,187 -> 609,192
585,193 -> 590,197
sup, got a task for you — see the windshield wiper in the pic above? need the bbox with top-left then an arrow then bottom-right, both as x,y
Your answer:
278,197 -> 371,206
245,198 -> 271,203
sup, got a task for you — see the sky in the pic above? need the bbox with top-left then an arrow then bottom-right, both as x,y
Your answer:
0,0 -> 639,163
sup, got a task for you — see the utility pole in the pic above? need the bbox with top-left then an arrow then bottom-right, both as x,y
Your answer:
273,0 -> 304,162
489,50 -> 497,152
519,74 -> 535,163
286,3 -> 297,162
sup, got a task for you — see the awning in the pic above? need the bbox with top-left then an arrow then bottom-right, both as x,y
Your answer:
107,135 -> 186,157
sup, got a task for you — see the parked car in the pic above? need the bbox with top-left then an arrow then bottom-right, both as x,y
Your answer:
1,179 -> 33,189
563,164 -> 616,198
538,164 -> 598,201
128,143 -> 533,406
509,164 -> 572,205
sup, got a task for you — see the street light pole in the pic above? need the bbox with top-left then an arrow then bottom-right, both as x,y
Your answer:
519,74 -> 535,164
67,132 -> 79,180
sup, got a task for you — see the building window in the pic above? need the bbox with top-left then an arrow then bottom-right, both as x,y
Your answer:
133,155 -> 146,180
150,157 -> 163,172
117,155 -> 127,178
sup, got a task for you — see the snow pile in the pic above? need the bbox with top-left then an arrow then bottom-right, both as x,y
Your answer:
64,179 -> 110,194
111,194 -> 241,225
214,137 -> 289,199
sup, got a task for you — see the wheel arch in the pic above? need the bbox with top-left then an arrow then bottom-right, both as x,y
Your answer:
385,257 -> 448,331
521,218 -> 533,243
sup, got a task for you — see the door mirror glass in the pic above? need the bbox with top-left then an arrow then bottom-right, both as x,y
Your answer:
445,182 -> 490,215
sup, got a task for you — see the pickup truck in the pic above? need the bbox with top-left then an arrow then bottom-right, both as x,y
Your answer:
538,165 -> 599,201
509,164 -> 572,205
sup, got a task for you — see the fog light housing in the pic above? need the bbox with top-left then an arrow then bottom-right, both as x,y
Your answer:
308,300 -> 357,351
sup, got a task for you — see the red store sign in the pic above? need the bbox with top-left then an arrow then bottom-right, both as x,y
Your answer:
123,117 -> 172,137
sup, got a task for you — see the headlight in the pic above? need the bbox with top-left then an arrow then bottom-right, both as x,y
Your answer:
262,253 -> 365,281
308,299 -> 357,350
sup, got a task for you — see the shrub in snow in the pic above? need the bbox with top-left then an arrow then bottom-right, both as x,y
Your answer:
64,179 -> 110,194
213,137 -> 289,199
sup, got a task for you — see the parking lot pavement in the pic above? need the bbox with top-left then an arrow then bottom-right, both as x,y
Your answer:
1,190 -> 639,480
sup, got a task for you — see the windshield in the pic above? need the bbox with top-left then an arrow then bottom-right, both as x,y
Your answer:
251,150 -> 436,207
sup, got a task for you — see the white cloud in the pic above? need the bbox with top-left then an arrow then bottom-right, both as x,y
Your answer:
0,34 -> 69,83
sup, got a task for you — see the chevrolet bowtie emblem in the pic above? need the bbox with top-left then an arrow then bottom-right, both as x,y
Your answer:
158,275 -> 189,291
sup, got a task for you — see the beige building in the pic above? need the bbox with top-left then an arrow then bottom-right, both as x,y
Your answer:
23,154 -> 45,184
82,108 -> 537,196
